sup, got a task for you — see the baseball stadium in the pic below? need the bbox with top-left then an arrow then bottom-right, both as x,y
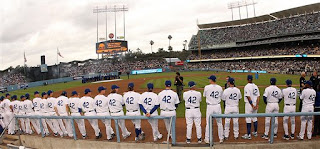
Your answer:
0,1 -> 320,149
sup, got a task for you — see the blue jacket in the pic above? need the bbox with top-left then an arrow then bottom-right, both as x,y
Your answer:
315,91 -> 320,107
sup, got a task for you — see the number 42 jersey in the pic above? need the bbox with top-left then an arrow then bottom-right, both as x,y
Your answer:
203,84 -> 223,105
158,89 -> 180,111
183,90 -> 202,108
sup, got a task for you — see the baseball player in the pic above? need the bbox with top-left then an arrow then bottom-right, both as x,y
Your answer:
39,92 -> 50,135
107,85 -> 131,139
79,89 -> 102,139
94,86 -> 115,140
24,93 -> 40,135
2,93 -> 15,135
222,78 -> 241,140
10,95 -> 20,133
18,95 -> 27,134
68,91 -> 87,139
204,75 -> 224,143
123,83 -> 145,141
282,79 -> 297,140
298,81 -> 316,140
158,80 -> 180,137
183,81 -> 202,144
0,96 -> 5,129
47,90 -> 64,137
262,78 -> 283,140
55,91 -> 73,137
139,83 -> 163,141
242,75 -> 260,140
48,90 -> 68,136
32,91 -> 42,135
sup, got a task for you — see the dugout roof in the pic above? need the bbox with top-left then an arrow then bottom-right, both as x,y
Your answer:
198,3 -> 320,29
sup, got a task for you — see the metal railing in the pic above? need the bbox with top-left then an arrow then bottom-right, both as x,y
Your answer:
15,115 -> 176,146
209,112 -> 320,148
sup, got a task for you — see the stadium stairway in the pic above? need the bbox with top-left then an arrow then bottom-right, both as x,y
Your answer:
0,134 -> 21,149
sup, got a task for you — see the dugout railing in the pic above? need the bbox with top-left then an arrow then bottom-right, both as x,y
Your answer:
14,115 -> 176,146
209,112 -> 320,148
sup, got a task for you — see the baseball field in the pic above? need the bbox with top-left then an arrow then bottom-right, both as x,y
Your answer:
3,71 -> 317,144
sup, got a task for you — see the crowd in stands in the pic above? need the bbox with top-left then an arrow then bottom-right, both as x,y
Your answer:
0,72 -> 26,87
189,12 -> 320,49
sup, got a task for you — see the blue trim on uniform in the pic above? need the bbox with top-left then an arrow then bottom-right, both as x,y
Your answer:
139,104 -> 147,114
263,96 -> 267,104
247,123 -> 251,135
78,108 -> 82,113
150,105 -> 159,114
253,121 -> 258,132
249,100 -> 253,105
175,104 -> 179,108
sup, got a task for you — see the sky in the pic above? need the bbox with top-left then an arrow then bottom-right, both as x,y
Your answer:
0,0 -> 319,70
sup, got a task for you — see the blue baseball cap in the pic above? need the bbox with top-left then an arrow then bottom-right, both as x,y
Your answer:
306,80 -> 313,86
165,80 -> 172,87
286,79 -> 292,85
47,90 -> 53,95
98,86 -> 106,92
111,85 -> 120,90
147,83 -> 154,89
128,82 -> 134,88
11,95 -> 17,100
228,77 -> 235,84
247,75 -> 253,80
61,91 -> 67,96
188,81 -> 196,87
0,96 -> 4,101
208,75 -> 216,81
84,89 -> 91,94
270,78 -> 277,85
41,92 -> 47,97
20,95 -> 25,99
25,93 -> 30,99
71,91 -> 78,96
5,93 -> 10,97
34,91 -> 39,95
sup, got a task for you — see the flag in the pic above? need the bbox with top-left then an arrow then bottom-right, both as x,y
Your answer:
24,52 -> 27,62
57,48 -> 64,58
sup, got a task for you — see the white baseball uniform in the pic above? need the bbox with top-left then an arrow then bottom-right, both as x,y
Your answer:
2,98 -> 15,134
222,87 -> 241,138
263,85 -> 282,136
107,93 -> 130,138
244,83 -> 260,123
183,90 -> 202,140
139,91 -> 162,141
11,100 -> 20,132
158,89 -> 180,134
24,99 -> 40,134
32,97 -> 42,134
18,101 -> 26,133
47,97 -> 64,136
68,97 -> 86,137
299,88 -> 316,139
39,99 -> 50,134
55,95 -> 73,137
203,84 -> 224,141
94,94 -> 114,139
123,91 -> 142,130
0,102 -> 5,128
79,96 -> 101,136
282,87 -> 297,136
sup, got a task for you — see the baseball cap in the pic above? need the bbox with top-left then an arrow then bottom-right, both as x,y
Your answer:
47,90 -> 53,95
270,78 -> 277,84
25,93 -> 30,99
41,92 -> 47,97
20,95 -> 25,99
61,91 -> 67,96
71,91 -> 78,96
165,80 -> 172,87
228,77 -> 235,84
147,83 -> 154,89
306,80 -> 313,86
11,95 -> 17,100
0,96 -> 4,101
208,75 -> 216,81
111,85 -> 120,90
5,93 -> 10,97
188,81 -> 196,87
247,75 -> 253,80
128,82 -> 134,88
285,79 -> 292,85
98,86 -> 106,92
84,89 -> 91,94
34,91 -> 39,95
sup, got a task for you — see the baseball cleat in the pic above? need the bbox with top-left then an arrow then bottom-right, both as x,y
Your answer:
274,134 -> 277,138
241,134 -> 251,139
197,138 -> 202,143
158,134 -> 163,140
224,137 -> 228,140
111,133 -> 116,138
138,133 -> 145,140
290,134 -> 295,139
204,139 -> 209,144
186,139 -> 191,144
252,132 -> 258,137
96,132 -> 102,139
297,135 -> 303,140
283,135 -> 289,140
123,132 -> 131,139
54,133 -> 58,137
82,135 -> 87,139
219,139 -> 223,144
261,134 -> 269,140
234,137 -> 238,140
135,137 -> 140,142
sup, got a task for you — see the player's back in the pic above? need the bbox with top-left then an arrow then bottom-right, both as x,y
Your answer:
94,95 -> 109,113
123,91 -> 140,111
203,84 -> 223,105
39,99 -> 48,113
282,87 -> 297,104
2,99 -> 12,111
56,96 -> 68,114
33,97 -> 42,111
80,96 -> 95,112
300,88 -> 316,106
244,83 -> 260,103
264,85 -> 282,103
158,89 -> 179,110
11,100 -> 20,114
106,93 -> 123,112
223,87 -> 242,107
46,97 -> 56,112
24,100 -> 34,113
68,97 -> 81,113
183,90 -> 201,108
140,92 -> 159,111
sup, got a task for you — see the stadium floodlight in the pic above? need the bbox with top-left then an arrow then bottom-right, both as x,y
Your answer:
228,0 -> 257,20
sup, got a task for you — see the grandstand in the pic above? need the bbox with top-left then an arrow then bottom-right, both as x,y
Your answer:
187,3 -> 320,74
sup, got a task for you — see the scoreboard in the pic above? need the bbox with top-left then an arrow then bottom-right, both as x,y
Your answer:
96,40 -> 128,54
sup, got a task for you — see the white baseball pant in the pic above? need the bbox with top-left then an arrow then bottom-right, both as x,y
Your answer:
41,112 -> 50,134
4,112 -> 15,134
47,112 -> 63,136
33,111 -> 42,134
18,112 -> 26,133
264,103 -> 279,136
185,108 -> 201,139
126,111 -> 141,129
299,105 -> 314,139
224,106 -> 239,138
56,117 -> 68,135
245,103 -> 258,123
283,105 -> 296,135
25,112 -> 40,134
60,113 -> 73,137
111,110 -> 130,138
84,111 -> 100,136
96,112 -> 114,139
145,112 -> 162,140
71,113 -> 86,136
205,104 -> 224,141
160,110 -> 176,135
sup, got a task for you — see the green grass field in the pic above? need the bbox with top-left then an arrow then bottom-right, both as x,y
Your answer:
1,71 -> 304,118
